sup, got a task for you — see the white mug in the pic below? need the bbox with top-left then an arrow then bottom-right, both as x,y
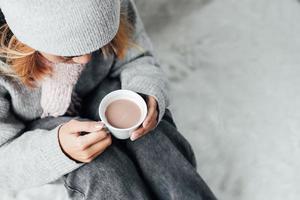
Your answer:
99,89 -> 148,139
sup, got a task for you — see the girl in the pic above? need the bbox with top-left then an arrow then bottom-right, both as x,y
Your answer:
0,0 -> 217,199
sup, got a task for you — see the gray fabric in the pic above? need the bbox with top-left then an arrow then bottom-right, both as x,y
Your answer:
62,115 -> 217,200
0,0 -> 120,56
0,0 -> 170,190
64,77 -> 217,200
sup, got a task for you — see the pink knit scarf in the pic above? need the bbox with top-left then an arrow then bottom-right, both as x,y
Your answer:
39,61 -> 86,118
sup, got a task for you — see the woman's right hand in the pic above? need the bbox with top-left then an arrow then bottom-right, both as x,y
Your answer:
58,119 -> 112,163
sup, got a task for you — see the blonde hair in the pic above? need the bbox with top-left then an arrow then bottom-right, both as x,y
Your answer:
0,12 -> 134,88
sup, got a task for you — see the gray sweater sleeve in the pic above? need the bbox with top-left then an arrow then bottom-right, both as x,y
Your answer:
109,0 -> 171,126
0,86 -> 83,190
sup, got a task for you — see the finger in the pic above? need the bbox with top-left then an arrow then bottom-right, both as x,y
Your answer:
84,134 -> 112,161
144,121 -> 156,135
143,110 -> 158,128
146,118 -> 157,131
143,100 -> 157,127
143,110 -> 158,129
149,96 -> 157,105
78,129 -> 109,150
131,127 -> 146,141
89,136 -> 113,161
132,126 -> 145,135
133,117 -> 158,141
66,120 -> 104,134
147,96 -> 157,110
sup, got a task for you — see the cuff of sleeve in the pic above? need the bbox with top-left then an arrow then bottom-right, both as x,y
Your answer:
40,124 -> 84,179
122,80 -> 167,127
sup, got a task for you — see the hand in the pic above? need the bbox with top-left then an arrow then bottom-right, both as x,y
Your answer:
130,95 -> 158,141
58,119 -> 112,163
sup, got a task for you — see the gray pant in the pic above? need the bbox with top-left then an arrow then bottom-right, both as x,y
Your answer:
27,77 -> 217,200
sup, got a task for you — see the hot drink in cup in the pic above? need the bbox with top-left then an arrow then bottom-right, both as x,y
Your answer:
99,90 -> 147,139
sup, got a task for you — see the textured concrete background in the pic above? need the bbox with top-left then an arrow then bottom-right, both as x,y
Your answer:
2,0 -> 300,199
140,0 -> 300,199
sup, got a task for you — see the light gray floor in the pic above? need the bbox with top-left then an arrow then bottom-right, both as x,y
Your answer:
145,0 -> 300,199
2,0 -> 300,199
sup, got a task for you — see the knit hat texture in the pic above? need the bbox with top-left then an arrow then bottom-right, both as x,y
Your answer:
0,0 -> 121,56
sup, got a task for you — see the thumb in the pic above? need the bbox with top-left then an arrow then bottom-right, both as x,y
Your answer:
65,119 -> 105,134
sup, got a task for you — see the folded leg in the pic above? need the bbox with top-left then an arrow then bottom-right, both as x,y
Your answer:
63,143 -> 154,200
124,110 -> 217,200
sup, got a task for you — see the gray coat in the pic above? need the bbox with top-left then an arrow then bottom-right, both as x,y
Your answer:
0,0 -> 170,190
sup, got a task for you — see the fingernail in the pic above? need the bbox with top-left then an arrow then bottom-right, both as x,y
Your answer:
130,134 -> 138,141
95,122 -> 104,129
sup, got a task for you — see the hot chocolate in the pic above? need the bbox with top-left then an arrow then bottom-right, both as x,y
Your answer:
105,99 -> 141,129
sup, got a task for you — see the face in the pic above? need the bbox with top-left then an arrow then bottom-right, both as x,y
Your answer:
38,51 -> 92,64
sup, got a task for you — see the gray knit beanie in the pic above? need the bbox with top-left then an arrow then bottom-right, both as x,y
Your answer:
0,0 -> 121,56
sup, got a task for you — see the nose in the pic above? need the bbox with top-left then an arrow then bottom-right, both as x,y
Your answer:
72,54 -> 92,64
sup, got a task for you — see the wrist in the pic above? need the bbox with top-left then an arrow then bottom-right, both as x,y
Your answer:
57,124 -> 83,164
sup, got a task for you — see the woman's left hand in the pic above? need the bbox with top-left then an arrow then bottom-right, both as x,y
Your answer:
130,95 -> 158,141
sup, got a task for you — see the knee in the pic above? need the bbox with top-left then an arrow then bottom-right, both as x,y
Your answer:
64,145 -> 136,187
63,144 -> 153,199
129,119 -> 198,168
63,144 -> 147,198
79,145 -> 131,177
